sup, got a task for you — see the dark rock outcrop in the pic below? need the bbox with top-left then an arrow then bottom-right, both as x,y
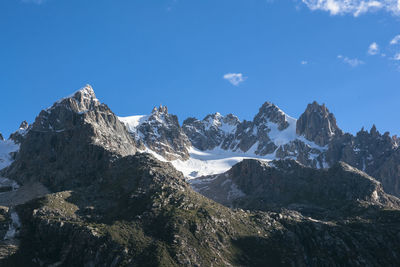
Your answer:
324,126 -> 400,196
9,121 -> 29,144
183,112 -> 239,151
0,133 -> 3,141
138,106 -> 190,160
296,101 -> 342,146
191,159 -> 400,213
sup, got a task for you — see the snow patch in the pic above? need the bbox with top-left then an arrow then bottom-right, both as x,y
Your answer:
4,211 -> 21,240
119,115 -> 150,129
0,140 -> 19,171
266,115 -> 297,146
227,183 -> 246,200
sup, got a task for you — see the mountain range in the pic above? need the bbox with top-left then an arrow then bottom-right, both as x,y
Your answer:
118,88 -> 400,198
0,85 -> 400,266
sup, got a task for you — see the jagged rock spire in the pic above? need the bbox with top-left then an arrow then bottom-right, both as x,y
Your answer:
254,102 -> 289,130
9,120 -> 30,144
152,105 -> 168,114
296,101 -> 342,146
19,121 -> 29,130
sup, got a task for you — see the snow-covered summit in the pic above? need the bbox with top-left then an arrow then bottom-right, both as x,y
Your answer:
254,102 -> 290,130
119,105 -> 191,160
203,112 -> 240,133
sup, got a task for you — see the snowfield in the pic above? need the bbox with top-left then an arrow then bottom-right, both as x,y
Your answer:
0,140 -> 19,171
170,146 -> 273,179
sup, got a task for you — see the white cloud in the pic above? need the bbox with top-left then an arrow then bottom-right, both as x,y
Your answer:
393,53 -> 400,60
368,42 -> 379,55
338,55 -> 365,67
223,73 -> 247,86
301,0 -> 400,16
390,35 -> 400,45
301,60 -> 308,65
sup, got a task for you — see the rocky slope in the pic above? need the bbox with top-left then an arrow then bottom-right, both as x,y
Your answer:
3,153 -> 400,267
191,159 -> 400,214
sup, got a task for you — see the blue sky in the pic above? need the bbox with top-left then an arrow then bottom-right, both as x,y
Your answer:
1,0 -> 400,137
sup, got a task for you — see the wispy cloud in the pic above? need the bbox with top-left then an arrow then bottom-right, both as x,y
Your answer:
22,0 -> 47,4
301,60 -> 308,65
301,0 -> 400,16
390,35 -> 400,45
393,53 -> 400,60
368,42 -> 379,55
166,0 -> 178,12
223,73 -> 247,86
337,55 -> 365,67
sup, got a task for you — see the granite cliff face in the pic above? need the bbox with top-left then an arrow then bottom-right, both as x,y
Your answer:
296,101 -> 342,146
3,85 -> 137,191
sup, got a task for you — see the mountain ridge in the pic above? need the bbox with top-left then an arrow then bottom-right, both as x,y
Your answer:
2,86 -> 400,196
1,85 -> 400,266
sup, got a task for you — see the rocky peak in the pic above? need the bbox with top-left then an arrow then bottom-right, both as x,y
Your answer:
203,112 -> 240,131
370,124 -> 379,137
0,133 -> 3,141
9,121 -> 31,144
182,112 -> 240,151
296,101 -> 342,146
120,106 -> 190,160
33,85 -> 104,133
147,105 -> 176,129
204,112 -> 223,125
254,102 -> 289,130
18,121 -> 29,131
393,135 -> 399,147
224,113 -> 240,125
5,85 -> 138,190
147,105 -> 178,129
152,105 -> 168,115
52,84 -> 100,114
